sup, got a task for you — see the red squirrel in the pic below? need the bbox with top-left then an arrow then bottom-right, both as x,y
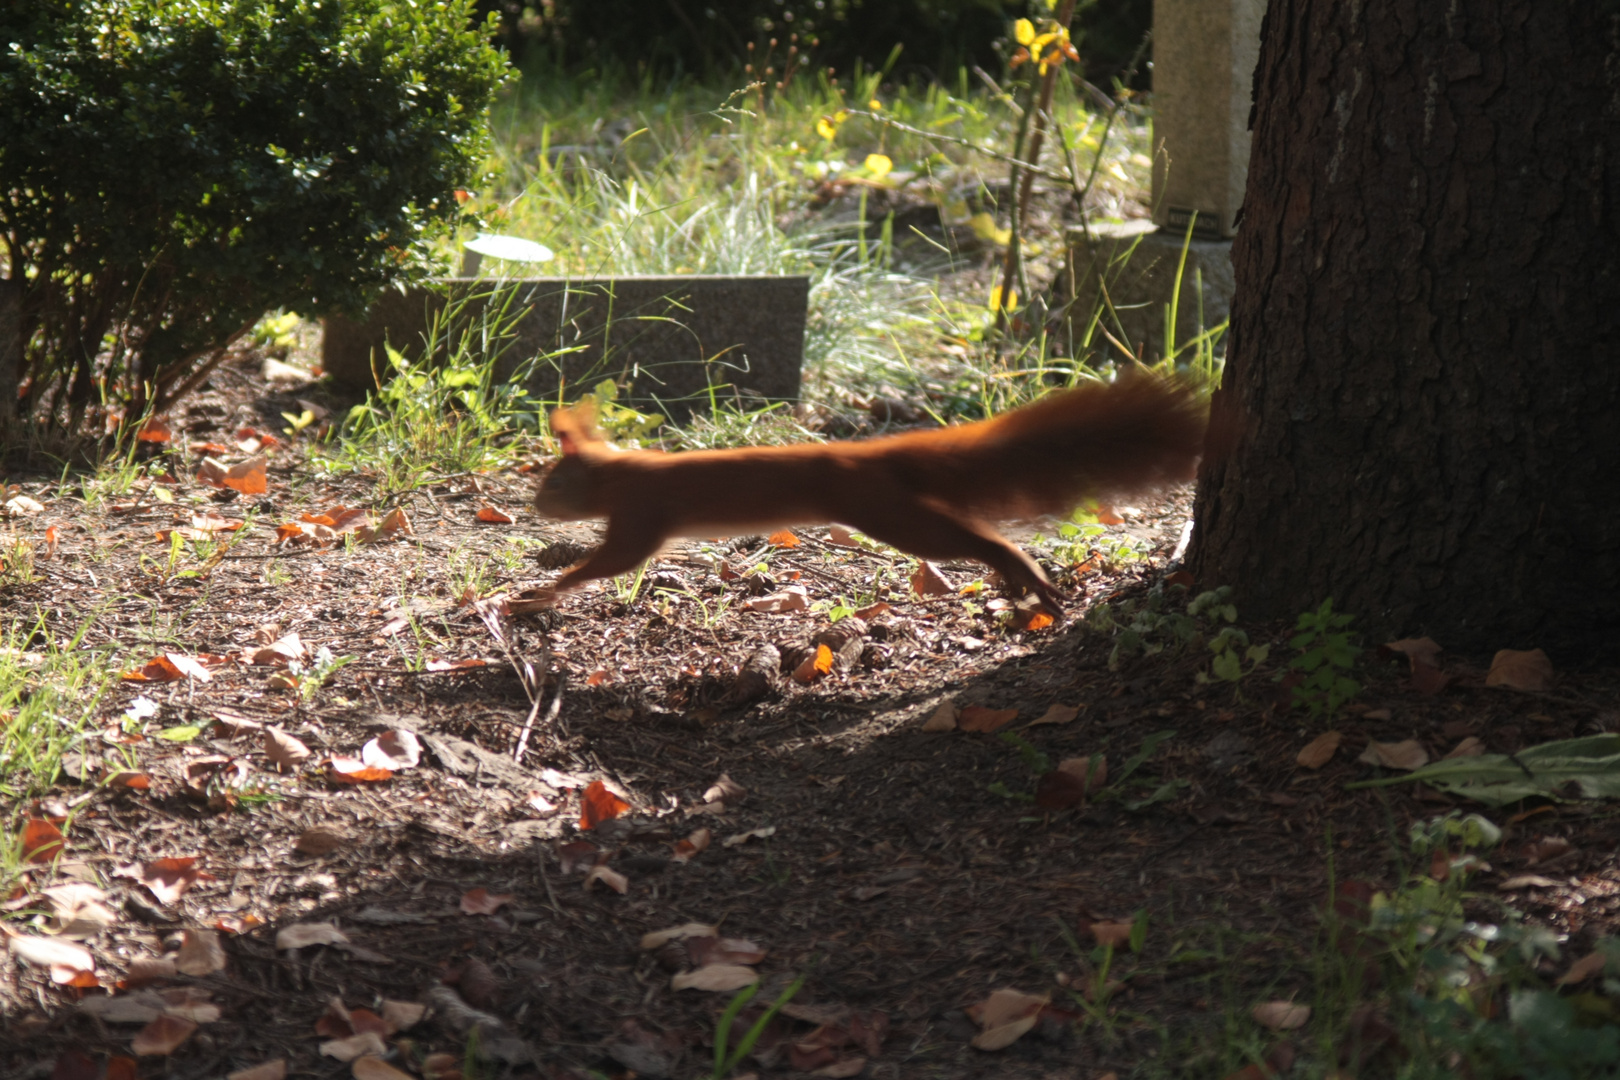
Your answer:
532,373 -> 1206,613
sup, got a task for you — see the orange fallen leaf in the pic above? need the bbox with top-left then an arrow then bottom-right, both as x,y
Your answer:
793,643 -> 835,684
910,561 -> 953,597
475,507 -> 513,524
1486,648 -> 1554,692
22,816 -> 65,862
767,529 -> 800,548
579,780 -> 631,830
122,656 -> 185,682
1089,921 -> 1134,948
137,417 -> 172,443
1296,731 -> 1342,770
672,827 -> 711,864
196,455 -> 268,495
957,705 -> 1019,733
329,757 -> 392,784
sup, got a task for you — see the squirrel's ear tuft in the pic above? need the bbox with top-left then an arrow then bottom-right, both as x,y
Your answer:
549,404 -> 602,456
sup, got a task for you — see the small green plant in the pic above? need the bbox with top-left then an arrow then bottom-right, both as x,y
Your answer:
710,977 -> 805,1079
251,311 -> 302,353
1287,599 -> 1362,721
1198,626 -> 1269,695
0,537 -> 36,586
448,549 -> 495,600
291,645 -> 353,703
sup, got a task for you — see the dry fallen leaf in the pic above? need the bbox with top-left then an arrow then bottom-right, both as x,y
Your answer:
1296,730 -> 1342,770
1486,648 -> 1554,692
352,1056 -> 416,1080
1358,739 -> 1430,771
380,1000 -> 426,1033
767,529 -> 800,548
276,923 -> 351,950
226,1060 -> 287,1080
1252,1000 -> 1311,1030
793,643 -> 835,684
1089,922 -> 1133,948
722,825 -> 776,847
319,1033 -> 388,1063
704,774 -> 747,804
671,964 -> 759,992
196,455 -> 268,495
459,888 -> 515,916
360,729 -> 422,770
264,727 -> 312,770
582,864 -> 629,894
132,1014 -> 198,1056
115,857 -> 212,905
688,936 -> 767,966
10,934 -> 96,983
1558,950 -> 1609,985
1383,637 -> 1443,667
910,561 -> 954,597
921,701 -> 958,732
968,988 -> 1048,1051
579,780 -> 631,830
672,827 -> 711,864
1028,703 -> 1080,727
328,756 -> 391,783
641,922 -> 720,950
22,816 -> 65,862
42,882 -> 116,938
175,930 -> 227,976
475,507 -> 513,524
1445,736 -> 1486,759
957,705 -> 1019,733
744,586 -> 810,613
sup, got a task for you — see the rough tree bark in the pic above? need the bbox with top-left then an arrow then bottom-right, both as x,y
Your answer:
1188,1 -> 1620,658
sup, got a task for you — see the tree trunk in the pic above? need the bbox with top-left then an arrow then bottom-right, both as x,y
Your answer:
1189,1 -> 1620,659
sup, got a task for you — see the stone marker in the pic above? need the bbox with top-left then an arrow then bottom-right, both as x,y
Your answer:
323,275 -> 809,423
1065,0 -> 1265,360
1150,0 -> 1266,240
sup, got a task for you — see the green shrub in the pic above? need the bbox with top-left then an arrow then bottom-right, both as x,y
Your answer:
0,0 -> 506,449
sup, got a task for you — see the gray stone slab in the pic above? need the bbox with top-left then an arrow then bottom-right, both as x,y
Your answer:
1150,0 -> 1267,239
322,275 -> 809,422
1064,220 -> 1234,362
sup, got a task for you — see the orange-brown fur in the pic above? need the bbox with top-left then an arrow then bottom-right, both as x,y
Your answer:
533,373 -> 1207,612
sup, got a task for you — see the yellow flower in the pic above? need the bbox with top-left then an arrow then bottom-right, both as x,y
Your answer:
988,284 -> 1018,313
864,153 -> 893,178
1014,18 -> 1035,45
816,116 -> 838,141
868,98 -> 882,111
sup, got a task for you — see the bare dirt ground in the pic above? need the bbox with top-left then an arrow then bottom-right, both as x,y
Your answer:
3,354 -> 1619,1080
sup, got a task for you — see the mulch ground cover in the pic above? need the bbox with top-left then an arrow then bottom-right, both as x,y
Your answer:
3,352 -> 1618,1080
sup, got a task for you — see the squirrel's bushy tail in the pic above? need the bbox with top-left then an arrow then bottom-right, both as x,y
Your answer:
902,373 -> 1208,519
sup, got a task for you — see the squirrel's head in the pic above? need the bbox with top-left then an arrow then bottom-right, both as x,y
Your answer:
533,404 -> 610,520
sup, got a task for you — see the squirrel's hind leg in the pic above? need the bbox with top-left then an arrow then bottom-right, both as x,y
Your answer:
842,499 -> 1064,614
